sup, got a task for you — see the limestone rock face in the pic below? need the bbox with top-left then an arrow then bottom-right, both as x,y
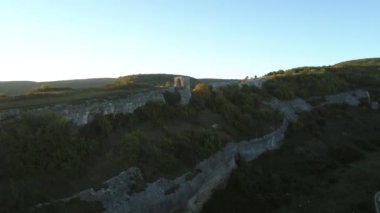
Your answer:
51,121 -> 288,213
57,90 -> 168,125
324,90 -> 369,106
371,101 -> 379,110
375,191 -> 380,213
74,167 -> 145,211
242,78 -> 267,89
209,81 -> 238,90
269,89 -> 371,122
20,88 -> 378,212
269,98 -> 312,121
0,88 -> 193,126
177,88 -> 192,105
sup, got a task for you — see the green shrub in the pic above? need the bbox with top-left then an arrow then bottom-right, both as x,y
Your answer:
106,74 -> 176,89
205,84 -> 281,138
174,129 -> 222,161
197,130 -> 222,158
331,144 -> 364,163
263,64 -> 380,99
80,114 -> 113,138
0,113 -> 94,176
133,101 -> 167,124
29,84 -> 73,94
121,131 -> 142,164
163,90 -> 181,106
190,83 -> 212,108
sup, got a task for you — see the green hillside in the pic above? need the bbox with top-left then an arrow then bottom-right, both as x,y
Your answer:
201,57 -> 380,213
0,74 -> 198,110
0,81 -> 39,97
334,58 -> 380,67
204,105 -> 380,213
106,74 -> 199,89
263,58 -> 380,99
0,74 -> 201,98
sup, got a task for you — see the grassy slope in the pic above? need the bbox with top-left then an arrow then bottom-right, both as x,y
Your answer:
0,81 -> 38,96
0,74 -> 182,110
334,57 -> 380,67
0,74 -> 203,110
0,74 -> 236,97
0,88 -> 156,110
203,105 -> 380,213
107,74 -> 200,90
262,58 -> 380,100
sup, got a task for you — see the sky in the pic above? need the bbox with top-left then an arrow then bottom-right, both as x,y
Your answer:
0,0 -> 379,82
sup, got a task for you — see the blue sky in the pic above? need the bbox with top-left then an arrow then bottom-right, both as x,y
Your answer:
0,0 -> 379,81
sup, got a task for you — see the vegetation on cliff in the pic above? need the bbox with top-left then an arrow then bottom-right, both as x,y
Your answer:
263,58 -> 380,99
0,58 -> 379,212
0,82 -> 280,212
203,105 -> 380,213
28,84 -> 73,95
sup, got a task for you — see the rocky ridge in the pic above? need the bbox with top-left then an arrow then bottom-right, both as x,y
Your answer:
35,89 -> 376,213
0,88 -> 191,126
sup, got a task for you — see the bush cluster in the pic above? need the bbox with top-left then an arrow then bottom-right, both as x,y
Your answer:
191,83 -> 281,138
29,84 -> 73,94
203,106 -> 380,213
0,81 -> 281,211
263,65 -> 380,99
0,113 -> 94,177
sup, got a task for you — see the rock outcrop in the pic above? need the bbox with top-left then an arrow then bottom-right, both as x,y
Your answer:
269,98 -> 312,121
0,88 -> 192,126
40,120 -> 288,213
323,89 -> 369,106
375,191 -> 380,213
241,78 -> 267,89
269,89 -> 370,121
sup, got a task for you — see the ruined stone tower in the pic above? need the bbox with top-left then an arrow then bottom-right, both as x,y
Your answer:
174,76 -> 191,104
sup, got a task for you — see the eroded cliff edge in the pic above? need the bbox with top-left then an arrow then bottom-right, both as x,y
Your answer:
35,89 -> 373,213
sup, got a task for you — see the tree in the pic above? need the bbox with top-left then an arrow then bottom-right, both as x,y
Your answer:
0,92 -> 6,98
191,83 -> 212,108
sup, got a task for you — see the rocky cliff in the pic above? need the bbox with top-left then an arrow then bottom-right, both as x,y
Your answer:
33,89 -> 378,212
0,88 -> 192,126
38,120 -> 288,213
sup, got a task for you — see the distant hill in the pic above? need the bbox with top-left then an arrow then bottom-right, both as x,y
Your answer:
0,81 -> 38,96
334,58 -> 380,67
107,74 -> 199,89
0,78 -> 114,96
1,74 -> 199,96
0,74 -> 239,110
